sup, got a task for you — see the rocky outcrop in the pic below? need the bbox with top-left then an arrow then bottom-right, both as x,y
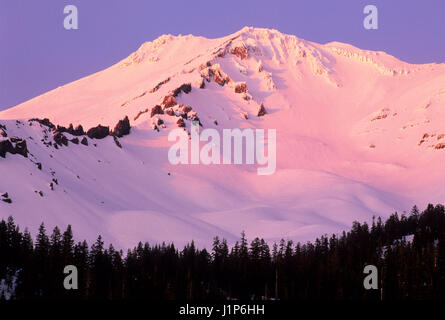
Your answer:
69,124 -> 85,136
179,105 -> 193,114
112,116 -> 131,137
257,103 -> 267,117
1,192 -> 11,204
213,69 -> 230,86
0,138 -> 28,158
162,96 -> 177,109
230,45 -> 249,60
199,61 -> 212,70
14,139 -> 28,157
29,118 -> 55,129
198,77 -> 206,89
53,132 -> 69,146
166,108 -> 175,116
87,125 -> 110,139
200,64 -> 232,86
153,117 -> 165,128
113,136 -> 122,148
172,83 -> 192,97
234,82 -> 247,94
0,140 -> 15,158
176,118 -> 186,128
134,108 -> 149,121
81,137 -> 88,146
151,105 -> 164,117
149,77 -> 171,93
0,124 -> 6,137
56,124 -> 85,136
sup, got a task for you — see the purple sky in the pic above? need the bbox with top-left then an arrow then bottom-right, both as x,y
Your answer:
1,0 -> 444,110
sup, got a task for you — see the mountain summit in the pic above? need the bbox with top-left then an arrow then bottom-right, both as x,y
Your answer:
1,27 -> 445,248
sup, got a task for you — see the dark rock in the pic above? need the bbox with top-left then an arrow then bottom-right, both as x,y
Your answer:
199,61 -> 212,70
54,132 -> 68,146
56,125 -> 68,133
162,96 -> 177,109
213,72 -> 226,86
235,82 -> 247,94
230,45 -> 249,59
180,105 -> 193,114
87,125 -> 110,139
71,138 -> 79,145
113,136 -> 122,148
2,198 -> 12,204
166,108 -> 175,116
112,116 -> 131,137
257,103 -> 267,117
172,83 -> 192,96
134,108 -> 149,121
172,87 -> 182,97
69,124 -> 85,136
201,68 -> 213,82
1,192 -> 8,198
14,140 -> 28,157
0,138 -> 28,158
153,118 -> 164,126
215,48 -> 226,58
199,77 -> 206,89
176,118 -> 186,128
149,77 -> 170,93
81,137 -> 88,146
29,118 -> 55,129
151,105 -> 164,117
9,137 -> 21,143
0,124 -> 7,137
211,67 -> 231,86
36,162 -> 42,170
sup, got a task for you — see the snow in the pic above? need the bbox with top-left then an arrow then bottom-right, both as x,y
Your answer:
1,27 -> 445,249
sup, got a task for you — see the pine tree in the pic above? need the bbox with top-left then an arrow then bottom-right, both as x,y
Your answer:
62,225 -> 74,264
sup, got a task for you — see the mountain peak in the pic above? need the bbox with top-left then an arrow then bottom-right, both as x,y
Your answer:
1,27 -> 445,248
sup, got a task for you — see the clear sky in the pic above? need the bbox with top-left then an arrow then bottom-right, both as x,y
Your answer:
0,0 -> 444,109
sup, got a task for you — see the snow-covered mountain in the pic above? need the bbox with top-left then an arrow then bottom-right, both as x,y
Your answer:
1,27 -> 445,248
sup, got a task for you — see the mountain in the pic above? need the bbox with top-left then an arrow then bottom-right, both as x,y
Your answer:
1,27 -> 445,249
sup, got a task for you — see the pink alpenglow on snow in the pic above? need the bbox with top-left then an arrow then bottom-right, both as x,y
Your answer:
168,123 -> 277,175
1,27 -> 445,250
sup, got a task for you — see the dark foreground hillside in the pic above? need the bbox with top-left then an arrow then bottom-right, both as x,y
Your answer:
1,204 -> 445,300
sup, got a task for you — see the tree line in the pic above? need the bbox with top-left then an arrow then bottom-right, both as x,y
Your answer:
1,204 -> 445,300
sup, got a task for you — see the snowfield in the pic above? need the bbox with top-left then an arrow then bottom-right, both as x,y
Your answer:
1,27 -> 445,249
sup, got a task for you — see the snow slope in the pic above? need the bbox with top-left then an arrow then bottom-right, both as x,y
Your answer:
1,27 -> 445,248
